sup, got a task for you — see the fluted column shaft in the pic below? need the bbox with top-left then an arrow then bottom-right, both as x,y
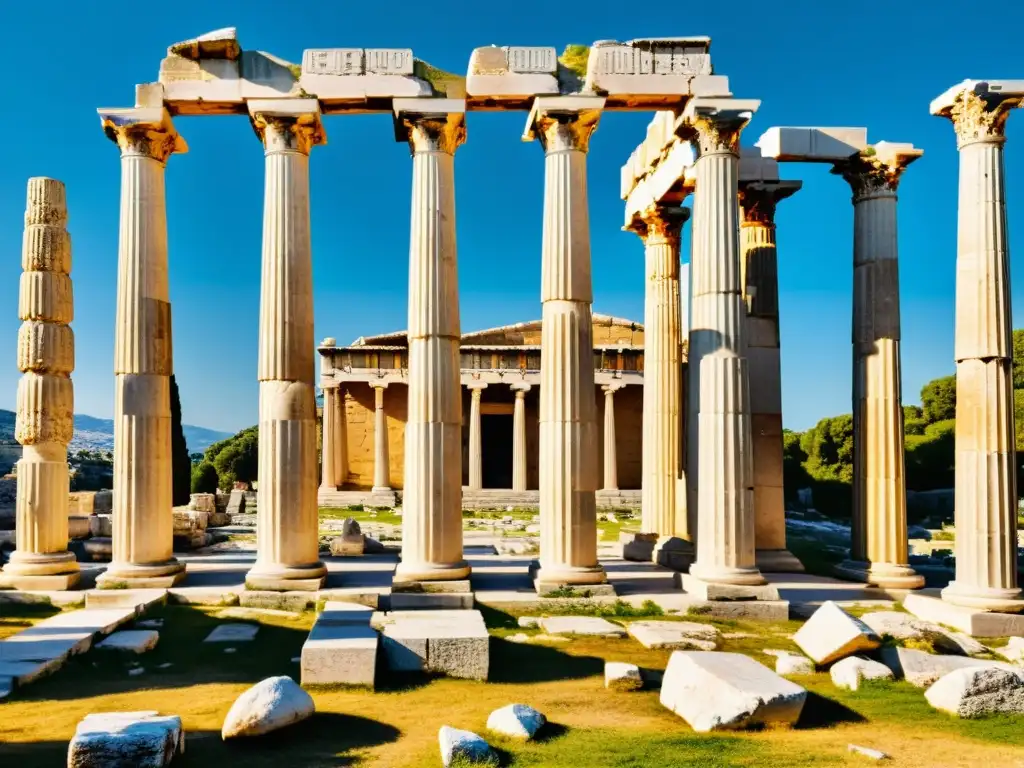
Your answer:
334,387 -> 348,485
320,388 -> 338,490
832,154 -> 923,589
940,90 -> 1022,611
686,115 -> 764,587
372,384 -> 391,491
97,109 -> 186,586
247,105 -> 326,589
512,386 -> 529,491
468,386 -> 484,490
3,178 -> 80,588
602,386 -> 619,491
395,109 -> 469,581
529,103 -> 606,586
628,207 -> 687,536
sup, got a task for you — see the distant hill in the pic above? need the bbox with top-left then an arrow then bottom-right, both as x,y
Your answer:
0,409 -> 232,454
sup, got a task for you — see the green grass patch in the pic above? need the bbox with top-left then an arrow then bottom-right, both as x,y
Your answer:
319,506 -> 403,527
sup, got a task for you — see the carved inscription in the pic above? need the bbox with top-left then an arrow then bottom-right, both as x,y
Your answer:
159,55 -> 210,83
597,45 -> 711,76
504,46 -> 556,73
302,48 -> 413,76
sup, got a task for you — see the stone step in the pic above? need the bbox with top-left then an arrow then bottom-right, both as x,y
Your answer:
300,601 -> 378,688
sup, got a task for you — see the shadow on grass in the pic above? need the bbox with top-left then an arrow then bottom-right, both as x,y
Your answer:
488,637 -> 603,684
534,721 -> 570,744
796,691 -> 866,729
477,604 -> 519,630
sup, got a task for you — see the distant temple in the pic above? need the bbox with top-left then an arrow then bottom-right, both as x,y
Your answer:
317,314 -> 662,508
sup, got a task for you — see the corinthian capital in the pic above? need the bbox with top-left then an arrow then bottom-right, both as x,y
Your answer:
248,98 -> 326,155
738,181 -> 801,225
679,97 -> 759,157
624,203 -> 689,245
98,107 -> 188,162
831,141 -> 922,202
932,82 -> 1024,149
523,95 -> 605,153
394,98 -> 466,155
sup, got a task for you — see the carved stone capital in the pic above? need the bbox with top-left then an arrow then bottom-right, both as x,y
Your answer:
524,97 -> 605,154
401,114 -> 466,155
251,112 -> 326,155
99,108 -> 187,163
738,181 -> 801,226
947,89 -> 1019,149
684,114 -> 747,155
831,150 -> 918,202
625,204 -> 689,245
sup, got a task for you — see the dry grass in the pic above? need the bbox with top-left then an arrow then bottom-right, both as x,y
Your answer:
1,604 -> 1022,767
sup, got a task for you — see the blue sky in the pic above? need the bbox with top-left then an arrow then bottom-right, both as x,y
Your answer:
0,0 -> 1020,435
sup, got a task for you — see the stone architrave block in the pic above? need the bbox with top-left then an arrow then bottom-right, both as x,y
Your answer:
755,126 -> 868,163
792,601 -> 881,665
660,651 -> 807,731
925,667 -> 1024,718
585,39 -> 711,96
298,47 -> 430,102
67,711 -> 183,768
466,46 -> 559,98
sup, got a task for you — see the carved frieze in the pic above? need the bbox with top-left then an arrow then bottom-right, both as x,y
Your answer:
591,43 -> 711,78
301,48 -> 414,76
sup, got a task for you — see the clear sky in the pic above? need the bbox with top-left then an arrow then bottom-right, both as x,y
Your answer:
0,0 -> 1021,434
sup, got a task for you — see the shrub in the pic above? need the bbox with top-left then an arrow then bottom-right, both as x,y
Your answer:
191,461 -> 219,494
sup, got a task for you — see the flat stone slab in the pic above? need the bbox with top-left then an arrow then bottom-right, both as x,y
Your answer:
879,646 -> 1020,688
375,609 -> 489,680
389,592 -> 474,610
903,593 -> 1024,637
660,651 -> 807,731
203,624 -> 259,643
301,621 -> 377,688
626,621 -> 719,650
44,607 -> 139,635
96,631 -> 160,654
0,658 -> 63,686
84,590 -> 168,613
239,591 -> 316,612
535,581 -> 617,598
538,617 -> 626,637
318,601 -> 375,625
391,579 -> 471,594
680,573 -> 780,601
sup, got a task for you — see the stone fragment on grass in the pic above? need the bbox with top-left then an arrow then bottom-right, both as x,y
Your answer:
878,646 -> 1019,688
848,744 -> 890,760
96,630 -> 160,654
830,656 -> 894,691
626,620 -> 719,651
793,601 -> 880,665
942,631 -> 987,657
605,661 -> 643,691
925,666 -> 1024,718
204,623 -> 258,643
763,650 -> 814,675
221,676 -> 315,739
995,636 -> 1024,663
660,651 -> 806,731
486,703 -> 546,740
517,616 -> 540,628
538,616 -> 626,637
438,726 -> 496,767
860,611 -> 962,654
67,711 -> 183,768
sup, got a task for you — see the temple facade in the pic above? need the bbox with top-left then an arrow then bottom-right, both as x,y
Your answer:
316,313 -> 667,509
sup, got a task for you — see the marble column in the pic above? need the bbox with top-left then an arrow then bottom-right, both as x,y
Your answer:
246,99 -> 327,591
394,103 -> 469,582
831,148 -> 924,589
467,384 -> 486,491
627,205 -> 689,537
1,178 -> 80,590
512,384 -> 530,492
684,101 -> 767,590
320,387 -> 338,490
738,181 -> 805,574
938,88 -> 1023,611
601,385 -> 621,492
525,96 -> 607,588
334,386 -> 348,486
371,383 -> 391,493
97,107 -> 187,588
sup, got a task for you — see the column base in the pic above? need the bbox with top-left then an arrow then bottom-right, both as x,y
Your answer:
679,572 -> 779,601
834,560 -> 924,590
3,550 -> 81,577
0,571 -> 81,591
755,548 -> 805,574
393,561 -> 471,583
245,561 -> 327,592
688,561 -> 767,588
390,577 -> 474,609
97,559 -> 186,589
653,536 -> 695,572
371,486 -> 393,494
941,581 -> 1024,613
530,560 -> 612,596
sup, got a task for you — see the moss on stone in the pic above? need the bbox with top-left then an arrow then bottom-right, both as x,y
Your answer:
558,44 -> 591,79
286,63 -> 302,80
413,59 -> 467,98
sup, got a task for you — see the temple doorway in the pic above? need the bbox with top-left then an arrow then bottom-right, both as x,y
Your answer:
481,413 -> 513,489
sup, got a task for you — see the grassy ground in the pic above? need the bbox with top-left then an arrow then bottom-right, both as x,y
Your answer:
0,602 -> 61,641
319,506 -> 404,527
2,603 -> 1022,767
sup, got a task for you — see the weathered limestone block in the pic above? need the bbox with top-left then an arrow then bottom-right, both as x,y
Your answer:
830,656 -> 894,691
605,661 -> 643,691
168,27 -> 240,60
189,493 -> 215,513
466,46 -> 559,98
300,621 -> 377,688
764,650 -> 814,675
172,510 -> 208,535
860,611 -> 964,654
538,616 -> 626,637
67,492 -> 96,516
585,39 -> 712,96
878,646 -> 1019,688
626,620 -> 719,650
793,601 -> 880,665
221,676 -> 315,739
18,271 -> 73,324
67,712 -> 183,768
22,224 -> 70,274
90,514 -> 113,538
660,651 -> 807,731
15,373 -> 73,444
925,667 -> 1024,718
375,610 -> 489,680
299,48 -> 432,102
438,726 -> 495,767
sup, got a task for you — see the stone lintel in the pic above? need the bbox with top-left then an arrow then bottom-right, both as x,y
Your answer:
738,147 -> 780,182
247,97 -> 321,120
755,126 -> 867,163
135,83 -> 166,108
622,140 -> 696,218
929,79 -> 1024,116
869,140 -> 924,169
522,95 -> 606,142
97,106 -> 189,155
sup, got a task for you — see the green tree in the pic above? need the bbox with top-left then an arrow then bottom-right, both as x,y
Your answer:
191,461 -> 220,494
1013,329 -> 1024,389
169,375 -> 192,506
905,418 -> 955,492
800,414 -> 854,484
921,375 -> 956,423
206,425 -> 259,491
903,404 -> 927,435
782,429 -> 811,502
